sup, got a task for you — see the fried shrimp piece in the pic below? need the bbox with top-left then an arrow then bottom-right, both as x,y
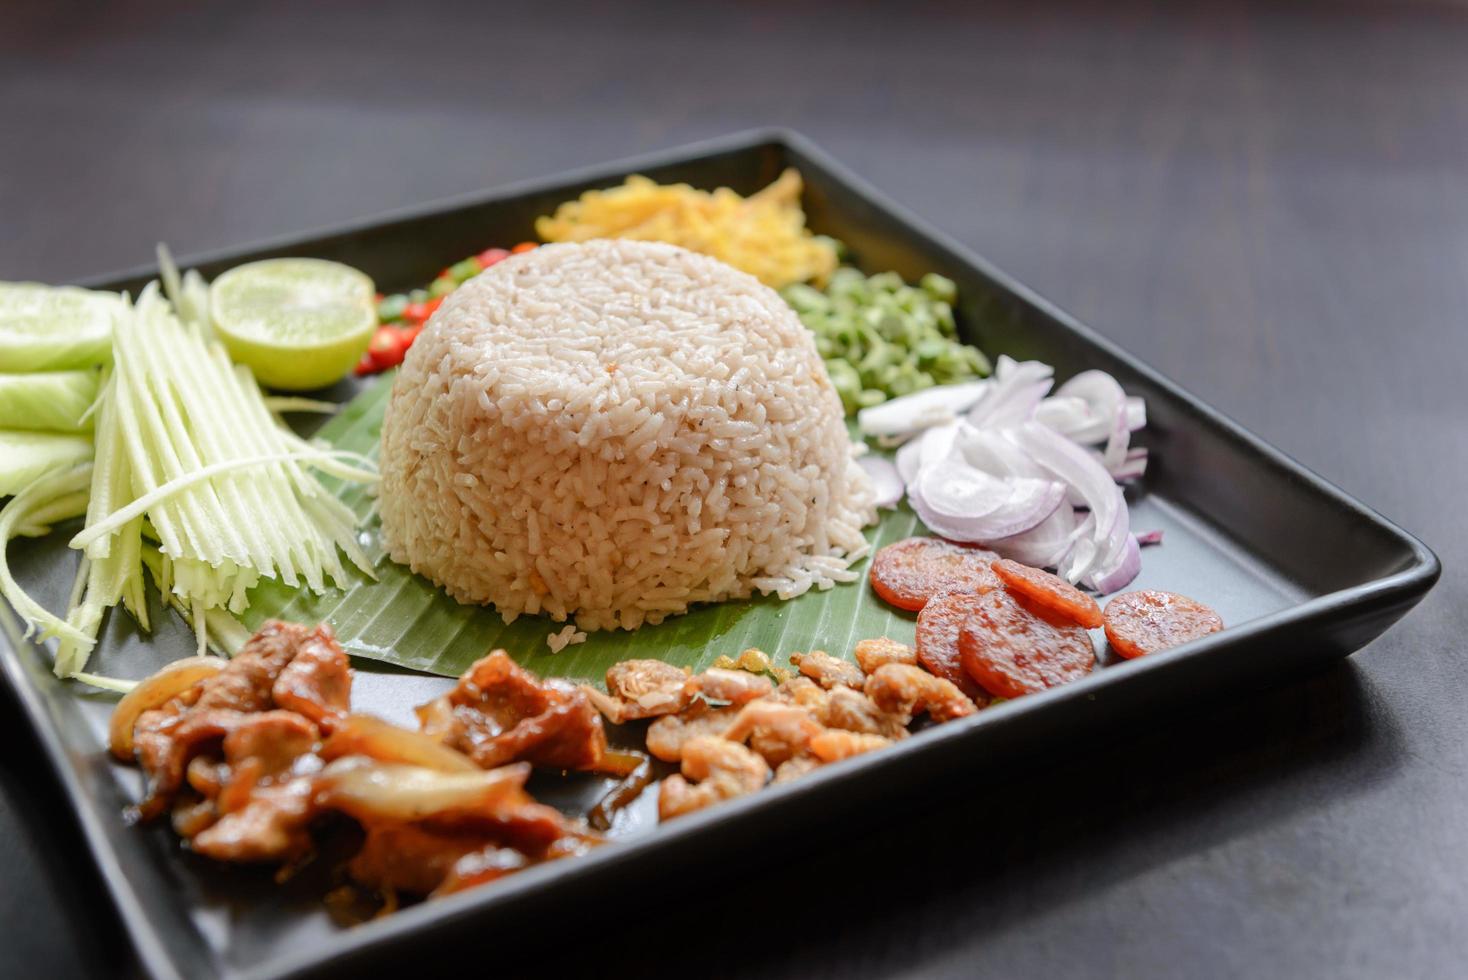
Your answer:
693,667 -> 774,705
770,675 -> 830,714
720,699 -> 826,767
789,650 -> 865,691
853,636 -> 918,675
864,663 -> 977,723
809,730 -> 892,762
658,736 -> 770,820
582,659 -> 694,724
818,686 -> 910,739
645,701 -> 737,763
772,755 -> 822,783
417,651 -> 606,771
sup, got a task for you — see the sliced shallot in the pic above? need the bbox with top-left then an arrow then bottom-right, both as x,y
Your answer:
856,380 -> 989,441
857,456 -> 905,509
870,362 -> 1150,594
910,457 -> 1065,543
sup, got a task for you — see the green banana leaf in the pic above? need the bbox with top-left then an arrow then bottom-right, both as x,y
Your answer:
243,375 -> 922,683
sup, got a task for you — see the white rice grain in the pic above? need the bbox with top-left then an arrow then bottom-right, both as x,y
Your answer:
378,240 -> 876,632
546,624 -> 587,653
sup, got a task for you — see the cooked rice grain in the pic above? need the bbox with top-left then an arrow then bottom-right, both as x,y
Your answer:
378,240 -> 876,632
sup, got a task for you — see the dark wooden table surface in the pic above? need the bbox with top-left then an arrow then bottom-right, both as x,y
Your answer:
3,1 -> 1465,977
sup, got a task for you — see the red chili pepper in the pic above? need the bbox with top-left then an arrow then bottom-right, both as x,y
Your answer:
511,241 -> 538,254
402,296 -> 445,326
476,247 -> 510,268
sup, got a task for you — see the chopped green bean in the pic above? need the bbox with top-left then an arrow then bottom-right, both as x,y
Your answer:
783,268 -> 989,415
447,258 -> 482,283
376,294 -> 409,322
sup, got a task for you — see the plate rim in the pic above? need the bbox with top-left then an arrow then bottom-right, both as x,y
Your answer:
2,127 -> 1441,980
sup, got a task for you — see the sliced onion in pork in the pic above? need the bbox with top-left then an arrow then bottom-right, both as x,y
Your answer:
108,656 -> 227,761
320,714 -> 480,773
317,757 -> 532,823
857,456 -> 905,509
857,380 -> 989,440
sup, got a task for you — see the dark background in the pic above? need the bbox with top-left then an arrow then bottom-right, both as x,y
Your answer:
3,1 -> 1466,977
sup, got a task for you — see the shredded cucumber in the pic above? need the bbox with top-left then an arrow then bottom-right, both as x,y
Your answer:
49,283 -> 374,673
70,672 -> 138,694
1,276 -> 378,677
0,463 -> 98,646
0,371 -> 100,432
139,546 -> 250,656
0,430 -> 94,497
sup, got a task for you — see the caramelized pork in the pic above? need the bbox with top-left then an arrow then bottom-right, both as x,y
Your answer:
271,626 -> 352,731
190,774 -> 320,862
417,651 -> 606,771
127,621 -> 346,821
215,711 -> 321,813
349,824 -> 506,896
314,756 -> 591,857
194,620 -> 312,713
133,708 -> 260,821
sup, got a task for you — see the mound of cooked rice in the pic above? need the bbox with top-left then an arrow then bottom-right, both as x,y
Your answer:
377,239 -> 876,632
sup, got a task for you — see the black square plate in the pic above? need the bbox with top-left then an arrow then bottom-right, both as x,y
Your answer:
0,130 -> 1439,980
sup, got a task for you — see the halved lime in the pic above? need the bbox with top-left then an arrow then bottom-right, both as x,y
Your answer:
0,282 -> 123,371
210,258 -> 377,390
